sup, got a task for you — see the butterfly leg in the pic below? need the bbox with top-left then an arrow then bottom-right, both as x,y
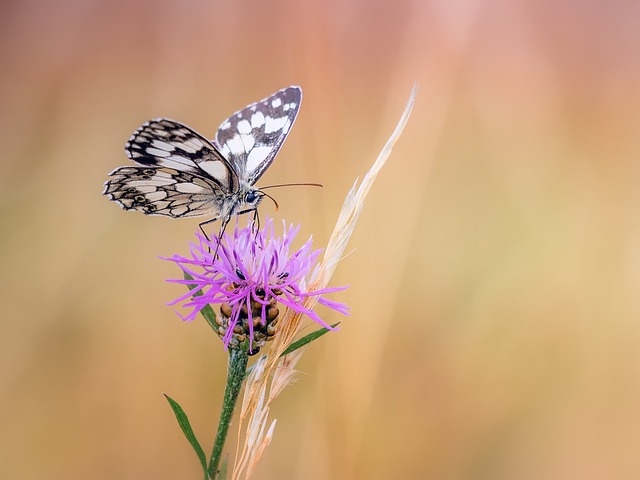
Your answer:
209,215 -> 231,260
199,217 -> 226,256
198,217 -> 219,243
252,209 -> 261,232
236,207 -> 260,234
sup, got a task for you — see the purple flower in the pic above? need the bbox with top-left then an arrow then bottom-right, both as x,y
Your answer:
164,219 -> 349,351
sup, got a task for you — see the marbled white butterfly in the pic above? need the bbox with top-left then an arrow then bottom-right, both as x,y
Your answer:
103,86 -> 302,238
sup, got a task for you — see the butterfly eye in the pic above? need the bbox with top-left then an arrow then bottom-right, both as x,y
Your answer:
236,269 -> 246,280
245,191 -> 259,204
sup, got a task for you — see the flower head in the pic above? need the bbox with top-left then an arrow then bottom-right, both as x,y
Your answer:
164,218 -> 349,352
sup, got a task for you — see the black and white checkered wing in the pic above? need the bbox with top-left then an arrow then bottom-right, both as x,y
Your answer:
103,119 -> 237,219
104,166 -> 229,218
215,86 -> 301,185
126,119 -> 238,192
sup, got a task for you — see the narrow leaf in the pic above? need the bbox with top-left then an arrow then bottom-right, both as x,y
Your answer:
245,322 -> 341,377
183,272 -> 218,333
163,393 -> 208,480
281,322 -> 340,356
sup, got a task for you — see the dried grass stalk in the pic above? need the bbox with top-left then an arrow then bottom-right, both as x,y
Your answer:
232,83 -> 417,479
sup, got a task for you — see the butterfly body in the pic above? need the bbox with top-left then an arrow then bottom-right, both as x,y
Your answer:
104,86 -> 301,229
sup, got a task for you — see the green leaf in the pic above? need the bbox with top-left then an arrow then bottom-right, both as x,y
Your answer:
281,322 -> 341,356
163,393 -> 208,480
245,322 -> 341,376
183,272 -> 218,333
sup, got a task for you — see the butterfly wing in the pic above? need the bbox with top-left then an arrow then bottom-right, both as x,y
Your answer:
215,86 -> 301,185
104,119 -> 237,219
104,166 -> 227,218
126,118 -> 238,192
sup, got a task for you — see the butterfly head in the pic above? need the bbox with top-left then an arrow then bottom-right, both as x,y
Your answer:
234,182 -> 281,218
229,182 -> 266,218
243,189 -> 264,208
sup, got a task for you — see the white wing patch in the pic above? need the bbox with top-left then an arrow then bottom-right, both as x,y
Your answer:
219,133 -> 257,158
199,159 -> 233,181
237,120 -> 252,134
246,146 -> 273,172
251,111 -> 265,128
166,155 -> 195,168
175,182 -> 207,193
224,135 -> 245,156
264,116 -> 290,134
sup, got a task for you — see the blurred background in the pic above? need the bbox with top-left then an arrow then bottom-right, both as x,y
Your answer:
2,0 -> 640,478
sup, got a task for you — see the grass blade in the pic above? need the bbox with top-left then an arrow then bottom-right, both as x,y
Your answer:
163,394 -> 208,480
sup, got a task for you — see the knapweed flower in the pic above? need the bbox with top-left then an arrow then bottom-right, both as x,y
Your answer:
164,218 -> 349,352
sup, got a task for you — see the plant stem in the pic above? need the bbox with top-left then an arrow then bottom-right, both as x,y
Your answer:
208,347 -> 249,479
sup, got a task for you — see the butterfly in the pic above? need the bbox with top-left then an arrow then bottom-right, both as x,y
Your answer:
103,86 -> 302,241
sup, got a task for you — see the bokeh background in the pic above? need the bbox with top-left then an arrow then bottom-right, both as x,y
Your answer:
2,0 -> 640,478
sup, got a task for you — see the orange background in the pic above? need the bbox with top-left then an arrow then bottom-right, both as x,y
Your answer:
2,0 -> 640,478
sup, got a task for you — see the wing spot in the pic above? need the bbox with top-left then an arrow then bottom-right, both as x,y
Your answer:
171,206 -> 189,216
151,128 -> 170,137
152,139 -> 176,151
264,116 -> 289,134
175,182 -> 206,193
186,138 -> 206,148
251,111 -> 265,128
237,120 -> 252,134
146,191 -> 168,201
199,160 -> 230,182
226,134 -> 246,155
166,154 -> 195,167
239,134 -> 255,152
246,146 -> 272,172
271,97 -> 282,108
146,147 -> 172,158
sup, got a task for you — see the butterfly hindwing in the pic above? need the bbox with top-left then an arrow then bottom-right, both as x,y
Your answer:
215,86 -> 301,185
126,118 -> 238,192
104,166 -> 226,218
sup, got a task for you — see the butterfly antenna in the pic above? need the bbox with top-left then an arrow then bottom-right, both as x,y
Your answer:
257,183 -> 318,213
259,191 -> 279,211
259,182 -> 323,190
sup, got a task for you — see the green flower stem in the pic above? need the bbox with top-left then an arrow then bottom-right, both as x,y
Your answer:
208,347 -> 249,479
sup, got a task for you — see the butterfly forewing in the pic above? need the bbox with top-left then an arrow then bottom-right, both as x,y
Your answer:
127,118 -> 238,192
215,86 -> 301,185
